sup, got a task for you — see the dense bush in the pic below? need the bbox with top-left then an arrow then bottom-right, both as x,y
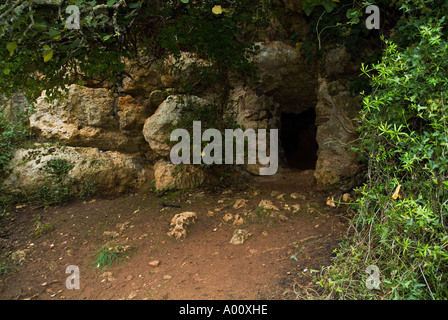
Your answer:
317,0 -> 448,299
0,111 -> 29,178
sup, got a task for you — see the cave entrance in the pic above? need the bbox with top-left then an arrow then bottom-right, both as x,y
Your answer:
280,108 -> 318,170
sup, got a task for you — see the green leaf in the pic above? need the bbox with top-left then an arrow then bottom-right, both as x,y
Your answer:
321,0 -> 337,13
6,42 -> 17,56
43,46 -> 54,62
3,68 -> 10,75
180,0 -> 189,3
48,29 -> 61,37
304,6 -> 313,16
107,0 -> 116,7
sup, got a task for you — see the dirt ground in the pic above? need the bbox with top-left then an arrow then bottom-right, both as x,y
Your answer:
0,169 -> 349,300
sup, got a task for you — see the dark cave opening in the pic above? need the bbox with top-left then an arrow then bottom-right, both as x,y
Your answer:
280,109 -> 318,170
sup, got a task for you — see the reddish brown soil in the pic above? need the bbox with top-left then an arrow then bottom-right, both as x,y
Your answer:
0,170 -> 348,300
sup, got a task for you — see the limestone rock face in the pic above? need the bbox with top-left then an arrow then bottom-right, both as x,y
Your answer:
153,160 -> 212,191
122,56 -> 163,97
142,95 -> 209,158
3,93 -> 30,125
30,85 -> 149,154
254,41 -> 318,113
2,145 -> 146,196
314,46 -> 363,189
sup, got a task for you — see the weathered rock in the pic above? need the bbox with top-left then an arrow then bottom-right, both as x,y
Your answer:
148,260 -> 160,268
160,52 -> 212,89
2,145 -> 147,196
143,95 -> 210,158
30,85 -> 149,154
3,93 -> 30,125
342,193 -> 352,202
153,160 -> 211,190
11,250 -> 27,264
290,192 -> 305,200
289,204 -> 301,214
122,56 -> 163,97
233,199 -> 248,210
254,41 -> 317,112
232,214 -> 245,226
258,199 -> 279,211
314,77 -> 360,189
229,229 -> 252,245
222,213 -> 234,223
227,41 -> 318,174
167,212 -> 197,239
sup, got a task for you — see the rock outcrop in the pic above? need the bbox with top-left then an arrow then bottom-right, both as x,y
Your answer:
142,95 -> 209,158
314,46 -> 363,189
2,145 -> 146,196
153,160 -> 213,191
30,85 -> 149,154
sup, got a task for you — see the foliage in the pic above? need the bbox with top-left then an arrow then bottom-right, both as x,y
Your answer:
43,158 -> 74,181
0,263 -> 9,277
0,110 -> 30,178
93,246 -> 120,269
0,0 -> 268,104
316,0 -> 448,300
173,95 -> 246,169
301,0 -> 400,67
78,178 -> 98,200
93,243 -> 129,269
33,183 -> 73,207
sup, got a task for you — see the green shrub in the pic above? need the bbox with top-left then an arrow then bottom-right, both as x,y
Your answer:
34,184 -> 73,208
78,178 -> 98,200
43,159 -> 74,182
317,0 -> 448,300
93,244 -> 130,269
0,110 -> 30,177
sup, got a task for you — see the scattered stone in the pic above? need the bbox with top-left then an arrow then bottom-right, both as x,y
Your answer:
103,231 -> 120,238
148,260 -> 160,268
11,250 -> 26,264
342,193 -> 352,202
233,199 -> 248,210
207,210 -> 215,217
276,193 -> 286,200
306,203 -> 317,214
290,204 -> 301,214
116,221 -> 130,232
326,197 -> 336,208
258,199 -> 279,211
128,292 -> 138,299
100,272 -> 115,282
222,213 -> 234,223
290,193 -> 306,200
229,229 -> 252,245
163,275 -> 172,280
167,212 -> 197,239
270,190 -> 281,197
278,214 -> 289,222
232,214 -> 245,226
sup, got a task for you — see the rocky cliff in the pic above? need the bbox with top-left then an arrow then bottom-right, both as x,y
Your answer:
2,1 -> 370,197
